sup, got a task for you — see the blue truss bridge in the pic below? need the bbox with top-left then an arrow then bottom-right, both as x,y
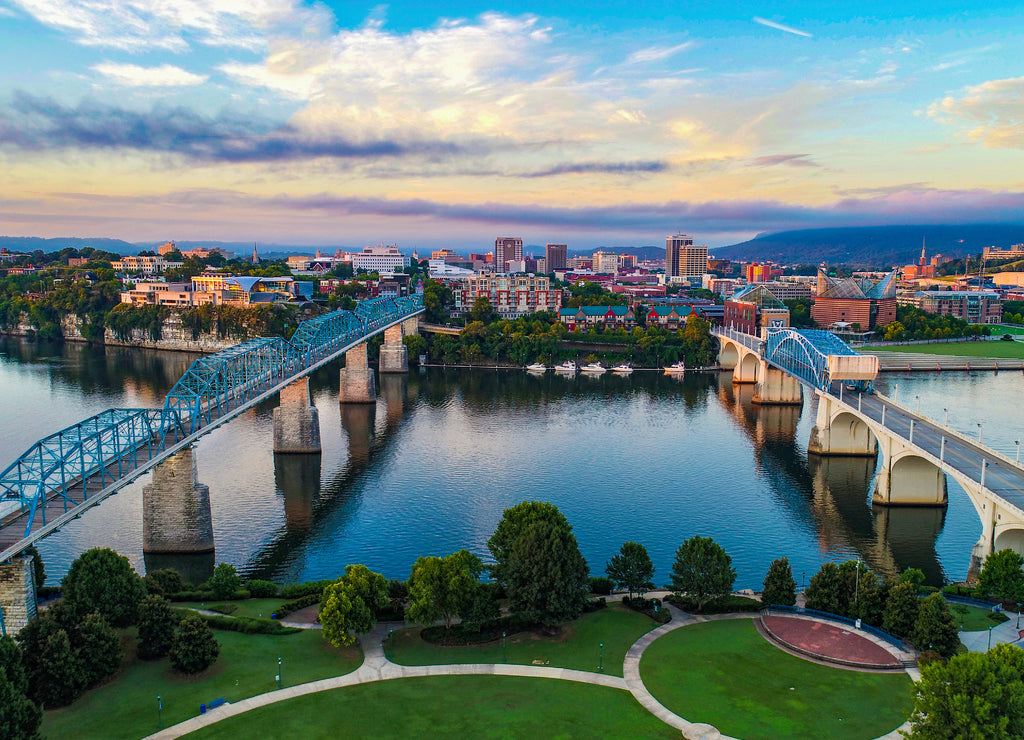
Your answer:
0,296 -> 424,561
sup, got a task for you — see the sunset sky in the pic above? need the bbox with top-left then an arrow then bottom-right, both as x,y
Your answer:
0,1 -> 1022,249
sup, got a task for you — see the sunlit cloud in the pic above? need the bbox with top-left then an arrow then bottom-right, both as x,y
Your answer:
92,63 -> 208,88
927,76 -> 1024,148
752,16 -> 812,38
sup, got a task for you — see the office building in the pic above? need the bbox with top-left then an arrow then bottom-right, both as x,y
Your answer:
592,250 -> 619,274
452,273 -> 561,318
495,237 -> 523,272
665,234 -> 708,282
545,244 -> 568,271
351,245 -> 410,273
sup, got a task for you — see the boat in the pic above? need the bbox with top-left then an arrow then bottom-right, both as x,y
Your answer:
525,363 -> 548,373
663,361 -> 686,374
581,362 -> 606,374
554,360 -> 577,374
611,363 -> 634,374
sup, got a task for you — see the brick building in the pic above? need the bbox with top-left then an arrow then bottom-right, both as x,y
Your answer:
453,273 -> 561,318
559,306 -> 635,330
811,270 -> 898,330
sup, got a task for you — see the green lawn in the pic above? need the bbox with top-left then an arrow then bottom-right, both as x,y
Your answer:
42,628 -> 361,740
387,604 -> 658,678
176,598 -> 289,619
863,341 -> 1024,359
996,324 -> 1024,336
948,602 -> 1011,631
640,620 -> 913,740
185,675 -> 678,739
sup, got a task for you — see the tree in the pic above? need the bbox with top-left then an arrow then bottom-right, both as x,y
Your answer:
462,583 -> 501,633
978,549 -> 1024,602
804,562 -> 845,615
761,557 -> 797,606
144,568 -> 186,597
852,572 -> 885,626
506,519 -> 590,627
606,542 -> 655,599
34,630 -> 85,707
906,643 -> 1024,738
899,567 -> 927,590
914,593 -> 960,658
488,501 -> 573,590
78,611 -> 122,686
422,279 -> 453,323
470,295 -> 497,324
208,563 -> 242,600
0,636 -> 42,740
407,550 -> 484,629
669,536 -> 736,612
169,615 -> 219,674
319,564 -> 389,647
882,581 -> 921,638
137,595 -> 179,660
62,548 -> 146,627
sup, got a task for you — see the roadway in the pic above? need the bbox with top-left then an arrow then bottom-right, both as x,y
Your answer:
827,383 -> 1024,514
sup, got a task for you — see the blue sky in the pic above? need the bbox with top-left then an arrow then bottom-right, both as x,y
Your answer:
0,1 -> 1022,248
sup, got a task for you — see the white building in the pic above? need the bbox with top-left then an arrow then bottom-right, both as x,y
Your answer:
352,245 -> 411,273
592,251 -> 619,274
428,259 -> 475,277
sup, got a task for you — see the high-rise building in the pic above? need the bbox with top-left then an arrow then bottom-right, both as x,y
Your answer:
592,250 -> 619,274
545,243 -> 568,271
495,237 -> 523,272
665,234 -> 708,281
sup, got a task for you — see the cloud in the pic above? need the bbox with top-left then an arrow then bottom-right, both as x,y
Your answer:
0,6 -> 17,17
752,16 -> 812,38
749,153 -> 819,168
522,160 -> 669,177
0,92 -> 467,162
8,0 -> 325,52
625,42 -> 693,64
92,63 -> 208,88
927,76 -> 1024,148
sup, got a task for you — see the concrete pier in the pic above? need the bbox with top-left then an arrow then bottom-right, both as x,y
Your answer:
339,343 -> 376,404
378,324 -> 409,374
752,363 -> 803,405
0,555 -> 37,635
808,393 -> 878,457
142,447 -> 215,554
273,377 -> 322,454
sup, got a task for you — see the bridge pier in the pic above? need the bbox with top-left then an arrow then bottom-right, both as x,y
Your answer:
732,352 -> 759,384
379,323 -> 409,374
808,392 -> 878,456
339,343 -> 376,404
143,447 -> 215,555
0,555 -> 37,635
752,362 -> 802,405
273,377 -> 321,454
873,437 -> 948,507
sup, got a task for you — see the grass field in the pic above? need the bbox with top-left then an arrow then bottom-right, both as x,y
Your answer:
862,340 -> 1024,359
42,627 -> 361,740
996,325 -> 1024,336
185,675 -> 678,739
388,604 -> 658,678
640,619 -> 913,740
176,598 -> 289,619
949,602 -> 1011,631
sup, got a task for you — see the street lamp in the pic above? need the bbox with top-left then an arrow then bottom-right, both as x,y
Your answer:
944,407 -> 949,427
1018,604 -> 1021,630
277,655 -> 282,690
893,384 -> 898,403
599,641 -> 605,674
157,694 -> 163,730
502,631 -> 507,663
978,422 -> 984,445
1016,440 -> 1021,465
989,624 -> 995,650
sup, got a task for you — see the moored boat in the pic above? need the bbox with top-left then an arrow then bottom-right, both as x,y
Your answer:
663,361 -> 686,374
554,360 -> 577,373
611,363 -> 634,374
581,362 -> 606,374
525,363 -> 548,372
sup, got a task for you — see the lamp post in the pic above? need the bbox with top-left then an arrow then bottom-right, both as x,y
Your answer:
989,624 -> 995,650
893,384 -> 898,403
157,694 -> 163,730
1016,440 -> 1021,465
915,395 -> 921,413
277,655 -> 282,690
502,631 -> 507,663
599,641 -> 604,674
944,407 -> 949,427
1018,604 -> 1021,630
978,422 -> 984,445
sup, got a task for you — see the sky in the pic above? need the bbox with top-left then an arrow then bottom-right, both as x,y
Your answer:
0,1 -> 1022,250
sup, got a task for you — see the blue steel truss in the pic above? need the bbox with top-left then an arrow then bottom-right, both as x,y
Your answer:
1,295 -> 423,548
0,409 -> 187,535
764,328 -> 860,391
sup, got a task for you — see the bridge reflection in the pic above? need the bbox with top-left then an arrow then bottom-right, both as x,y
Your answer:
716,376 -> 945,582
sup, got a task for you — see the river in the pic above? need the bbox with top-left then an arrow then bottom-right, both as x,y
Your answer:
2,336 -> 1021,590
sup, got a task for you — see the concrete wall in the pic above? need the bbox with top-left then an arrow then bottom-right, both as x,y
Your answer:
0,556 -> 37,635
142,448 -> 215,553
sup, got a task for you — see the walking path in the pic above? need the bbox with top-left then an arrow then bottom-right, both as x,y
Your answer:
959,613 -> 1024,652
147,605 -> 916,740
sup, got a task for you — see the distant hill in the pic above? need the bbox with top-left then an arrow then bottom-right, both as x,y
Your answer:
715,225 -> 1024,267
0,236 -> 137,255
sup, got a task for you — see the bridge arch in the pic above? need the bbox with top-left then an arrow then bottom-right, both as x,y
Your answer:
875,450 -> 948,506
994,527 -> 1024,557
719,340 -> 739,369
832,411 -> 877,455
735,352 -> 759,384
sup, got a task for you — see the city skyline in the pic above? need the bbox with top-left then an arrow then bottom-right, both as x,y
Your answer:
0,1 -> 1023,248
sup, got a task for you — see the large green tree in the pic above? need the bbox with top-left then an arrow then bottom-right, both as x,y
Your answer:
914,593 -> 960,658
761,557 -> 797,607
320,564 -> 389,647
169,615 -> 219,674
33,630 -> 85,708
669,536 -> 736,612
406,550 -> 484,629
488,501 -> 574,590
62,548 -> 146,627
77,612 -> 122,686
804,562 -> 846,615
882,581 -> 921,638
978,549 -> 1024,602
606,541 -> 655,599
0,636 -> 42,740
137,595 -> 179,660
207,563 -> 242,600
506,519 -> 590,627
906,643 -> 1024,738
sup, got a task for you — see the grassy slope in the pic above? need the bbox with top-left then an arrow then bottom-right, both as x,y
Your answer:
640,619 -> 913,740
42,628 -> 361,740
863,341 -> 1024,359
185,675 -> 678,740
949,602 -> 1011,631
388,604 -> 658,678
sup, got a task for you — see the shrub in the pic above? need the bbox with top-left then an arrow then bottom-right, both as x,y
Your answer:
245,579 -> 279,598
583,597 -> 609,613
137,595 -> 180,660
145,569 -> 187,597
78,611 -> 122,686
589,576 -> 614,595
666,594 -> 761,614
169,615 -> 220,674
274,593 -> 321,619
280,580 -> 333,599
194,614 -> 301,635
62,548 -> 146,627
166,589 -> 216,602
207,563 -> 242,600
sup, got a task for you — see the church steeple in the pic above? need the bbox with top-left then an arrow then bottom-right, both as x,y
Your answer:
252,242 -> 259,265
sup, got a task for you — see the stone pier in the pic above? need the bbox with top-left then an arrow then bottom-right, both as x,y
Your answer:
379,323 -> 409,374
273,377 -> 322,454
0,555 -> 37,635
339,343 -> 376,404
143,447 -> 215,554
751,362 -> 803,405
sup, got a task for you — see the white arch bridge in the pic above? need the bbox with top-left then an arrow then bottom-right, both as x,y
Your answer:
715,326 -> 1024,568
